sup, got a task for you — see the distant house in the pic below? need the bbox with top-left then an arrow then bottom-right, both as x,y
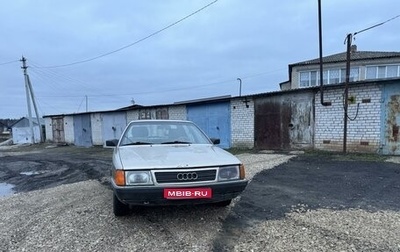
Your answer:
0,121 -> 7,133
11,117 -> 44,144
280,45 -> 400,90
278,45 -> 400,154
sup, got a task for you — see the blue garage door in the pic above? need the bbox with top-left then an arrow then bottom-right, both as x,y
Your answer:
74,114 -> 92,147
187,102 -> 231,148
102,112 -> 127,144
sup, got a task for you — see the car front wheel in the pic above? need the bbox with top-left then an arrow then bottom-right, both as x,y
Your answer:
113,193 -> 130,216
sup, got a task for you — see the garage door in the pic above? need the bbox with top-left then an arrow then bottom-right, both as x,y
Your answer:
102,112 -> 127,144
381,83 -> 400,155
187,102 -> 231,148
74,114 -> 92,147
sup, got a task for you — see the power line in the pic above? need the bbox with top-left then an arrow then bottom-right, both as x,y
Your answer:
40,0 -> 219,68
28,66 -> 285,98
354,14 -> 400,36
0,59 -> 19,66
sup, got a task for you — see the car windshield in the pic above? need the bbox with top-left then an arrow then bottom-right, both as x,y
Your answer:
119,121 -> 212,146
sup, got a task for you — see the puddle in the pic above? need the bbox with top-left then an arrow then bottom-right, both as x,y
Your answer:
0,183 -> 14,197
20,171 -> 41,176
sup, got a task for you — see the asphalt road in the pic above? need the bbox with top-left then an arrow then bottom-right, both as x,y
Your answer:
214,154 -> 400,250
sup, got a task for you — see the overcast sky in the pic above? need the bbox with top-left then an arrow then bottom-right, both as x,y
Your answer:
1,0 -> 399,118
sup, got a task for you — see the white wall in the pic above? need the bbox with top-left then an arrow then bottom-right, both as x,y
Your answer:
91,113 -> 103,145
12,126 -> 41,144
64,116 -> 74,144
169,105 -> 186,120
315,84 -> 382,153
127,110 -> 140,122
231,98 -> 254,148
44,117 -> 53,141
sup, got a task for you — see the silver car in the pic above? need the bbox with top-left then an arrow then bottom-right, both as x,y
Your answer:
106,120 -> 248,216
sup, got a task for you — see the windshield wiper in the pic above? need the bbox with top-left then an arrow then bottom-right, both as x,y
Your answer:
122,141 -> 152,146
161,141 -> 191,144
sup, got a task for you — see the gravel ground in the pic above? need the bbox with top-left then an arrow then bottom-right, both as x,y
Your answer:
0,148 -> 293,252
0,146 -> 399,251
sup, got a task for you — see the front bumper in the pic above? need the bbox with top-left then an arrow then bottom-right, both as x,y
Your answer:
112,180 -> 248,206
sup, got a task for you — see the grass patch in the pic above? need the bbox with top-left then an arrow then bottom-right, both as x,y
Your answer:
226,148 -> 258,155
302,149 -> 387,162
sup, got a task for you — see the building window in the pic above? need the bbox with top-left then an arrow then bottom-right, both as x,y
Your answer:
329,69 -> 340,84
300,71 -> 318,87
299,67 -> 359,87
366,65 -> 400,79
310,71 -> 317,86
387,65 -> 399,77
340,67 -> 360,82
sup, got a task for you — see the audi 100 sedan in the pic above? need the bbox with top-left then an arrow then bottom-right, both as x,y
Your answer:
106,120 -> 248,216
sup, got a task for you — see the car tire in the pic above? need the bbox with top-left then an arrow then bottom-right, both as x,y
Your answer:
113,193 -> 130,216
213,199 -> 232,207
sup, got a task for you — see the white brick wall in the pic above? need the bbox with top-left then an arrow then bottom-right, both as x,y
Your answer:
315,84 -> 382,152
169,105 -> 186,120
127,110 -> 139,122
231,98 -> 254,148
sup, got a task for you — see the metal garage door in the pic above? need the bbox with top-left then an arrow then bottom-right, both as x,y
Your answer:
187,102 -> 231,149
102,112 -> 127,143
52,117 -> 65,143
381,83 -> 400,155
254,97 -> 291,150
255,93 -> 313,150
74,114 -> 92,147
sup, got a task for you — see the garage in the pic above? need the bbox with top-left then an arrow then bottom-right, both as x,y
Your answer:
73,114 -> 92,147
187,101 -> 231,149
254,92 -> 314,150
101,112 -> 127,144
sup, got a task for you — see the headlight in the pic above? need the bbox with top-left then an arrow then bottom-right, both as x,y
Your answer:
218,166 -> 239,181
126,171 -> 153,185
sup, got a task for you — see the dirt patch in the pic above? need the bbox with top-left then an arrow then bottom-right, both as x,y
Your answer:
0,144 -> 112,193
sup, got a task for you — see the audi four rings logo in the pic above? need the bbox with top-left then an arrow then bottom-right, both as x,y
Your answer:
177,172 -> 198,181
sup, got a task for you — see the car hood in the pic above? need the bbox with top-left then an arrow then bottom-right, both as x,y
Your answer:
115,144 -> 240,169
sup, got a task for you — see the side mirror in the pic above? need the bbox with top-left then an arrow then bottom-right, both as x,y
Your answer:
210,138 -> 220,145
105,139 -> 119,147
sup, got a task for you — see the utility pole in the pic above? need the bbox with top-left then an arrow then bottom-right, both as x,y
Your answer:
318,0 -> 329,106
343,34 -> 352,153
21,56 -> 43,143
21,57 -> 35,144
85,95 -> 88,112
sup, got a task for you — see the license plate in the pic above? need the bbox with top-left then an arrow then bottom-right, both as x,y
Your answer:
164,188 -> 212,199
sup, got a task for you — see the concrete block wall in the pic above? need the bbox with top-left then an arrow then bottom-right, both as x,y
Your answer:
169,105 -> 186,120
231,98 -> 254,148
126,110 -> 140,122
315,84 -> 382,153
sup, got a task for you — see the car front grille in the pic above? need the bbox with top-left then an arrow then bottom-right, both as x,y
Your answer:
154,169 -> 217,184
